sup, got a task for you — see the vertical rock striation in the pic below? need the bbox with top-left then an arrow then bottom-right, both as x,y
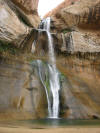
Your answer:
0,57 -> 47,120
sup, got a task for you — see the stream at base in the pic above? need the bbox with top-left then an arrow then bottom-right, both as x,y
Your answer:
0,119 -> 100,129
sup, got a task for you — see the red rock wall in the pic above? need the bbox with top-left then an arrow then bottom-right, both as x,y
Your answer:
11,0 -> 39,14
10,0 -> 40,28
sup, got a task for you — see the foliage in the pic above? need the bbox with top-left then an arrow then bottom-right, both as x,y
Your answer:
44,79 -> 50,93
62,29 -> 73,34
0,41 -> 19,55
60,73 -> 65,82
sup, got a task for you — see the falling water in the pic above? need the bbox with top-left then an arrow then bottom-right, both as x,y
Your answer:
43,17 -> 60,118
37,60 -> 52,117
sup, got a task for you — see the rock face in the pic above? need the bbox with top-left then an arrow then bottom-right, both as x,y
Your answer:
0,0 -> 40,48
11,0 -> 40,27
34,30 -> 100,55
11,0 -> 39,13
58,55 -> 100,119
0,57 -> 47,120
0,0 -> 29,46
1,54 -> 100,120
51,0 -> 100,30
56,31 -> 100,53
32,0 -> 100,119
43,0 -> 100,53
1,0 -> 100,120
30,29 -> 100,119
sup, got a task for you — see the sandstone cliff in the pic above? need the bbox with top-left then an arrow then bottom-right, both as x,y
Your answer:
32,0 -> 100,119
0,0 -> 40,49
11,0 -> 40,27
1,0 -> 100,120
11,0 -> 39,13
43,0 -> 100,53
1,54 -> 100,120
0,57 -> 47,120
50,0 -> 100,30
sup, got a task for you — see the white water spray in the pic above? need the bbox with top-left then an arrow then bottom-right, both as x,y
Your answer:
37,60 -> 52,117
43,17 -> 60,118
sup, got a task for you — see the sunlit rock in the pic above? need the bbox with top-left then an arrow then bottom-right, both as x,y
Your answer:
0,0 -> 40,48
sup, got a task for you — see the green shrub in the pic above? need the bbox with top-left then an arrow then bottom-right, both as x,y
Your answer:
0,41 -> 18,55
62,29 -> 73,34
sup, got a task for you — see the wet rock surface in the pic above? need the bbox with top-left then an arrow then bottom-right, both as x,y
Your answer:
0,54 -> 100,120
32,27 -> 100,119
0,57 -> 47,120
58,55 -> 100,119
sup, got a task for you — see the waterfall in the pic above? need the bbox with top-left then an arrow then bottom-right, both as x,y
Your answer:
36,17 -> 60,118
43,17 -> 60,118
37,60 -> 52,117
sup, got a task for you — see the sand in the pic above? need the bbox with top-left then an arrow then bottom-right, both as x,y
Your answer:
0,127 -> 100,133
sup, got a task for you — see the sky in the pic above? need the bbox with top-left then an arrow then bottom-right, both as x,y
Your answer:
38,0 -> 64,18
